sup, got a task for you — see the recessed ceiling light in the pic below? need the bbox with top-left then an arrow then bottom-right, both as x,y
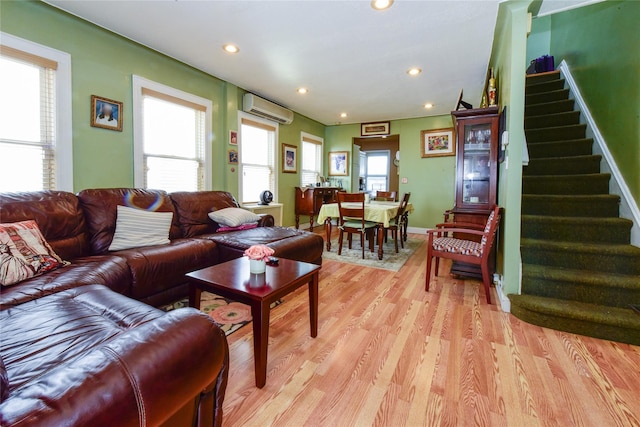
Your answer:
407,67 -> 422,76
424,103 -> 434,109
297,88 -> 308,94
340,112 -> 348,118
223,44 -> 239,54
371,0 -> 394,10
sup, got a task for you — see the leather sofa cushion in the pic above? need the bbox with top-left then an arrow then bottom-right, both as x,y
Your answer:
0,356 -> 8,403
0,191 -> 90,260
0,285 -> 229,426
0,255 -> 130,308
112,238 -> 218,303
206,227 -> 324,265
170,191 -> 241,237
78,188 -> 182,254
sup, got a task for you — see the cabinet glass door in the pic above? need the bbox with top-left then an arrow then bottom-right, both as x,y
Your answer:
462,122 -> 492,205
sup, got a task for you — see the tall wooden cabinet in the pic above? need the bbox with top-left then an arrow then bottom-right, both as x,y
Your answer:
448,106 -> 500,278
295,187 -> 340,231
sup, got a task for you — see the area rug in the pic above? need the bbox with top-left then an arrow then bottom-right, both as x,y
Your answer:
322,236 -> 422,271
162,292 -> 281,336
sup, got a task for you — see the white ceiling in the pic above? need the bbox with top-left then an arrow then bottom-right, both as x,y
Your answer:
47,0 -> 505,125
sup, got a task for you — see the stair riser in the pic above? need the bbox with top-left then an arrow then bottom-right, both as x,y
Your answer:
521,275 -> 640,308
525,100 -> 575,117
521,220 -> 631,244
522,175 -> 610,195
510,304 -> 640,346
527,140 -> 593,158
526,125 -> 586,143
526,89 -> 570,105
522,197 -> 620,217
525,72 -> 561,86
525,79 -> 565,95
524,157 -> 601,176
521,246 -> 640,275
525,111 -> 581,129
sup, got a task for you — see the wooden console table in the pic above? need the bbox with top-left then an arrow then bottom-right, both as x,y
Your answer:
294,187 -> 340,231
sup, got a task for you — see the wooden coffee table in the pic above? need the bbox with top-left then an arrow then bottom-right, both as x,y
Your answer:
186,257 -> 320,388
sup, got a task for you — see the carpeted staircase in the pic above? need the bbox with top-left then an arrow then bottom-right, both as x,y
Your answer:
509,71 -> 640,346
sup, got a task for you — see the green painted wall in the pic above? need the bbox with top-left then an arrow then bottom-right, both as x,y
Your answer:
488,0 -> 531,297
1,0 -> 326,226
546,0 -> 640,207
326,115 -> 455,229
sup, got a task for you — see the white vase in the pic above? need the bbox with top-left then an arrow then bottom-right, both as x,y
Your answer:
249,259 -> 267,274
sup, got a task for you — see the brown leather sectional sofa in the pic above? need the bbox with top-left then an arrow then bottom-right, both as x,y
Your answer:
0,188 -> 324,426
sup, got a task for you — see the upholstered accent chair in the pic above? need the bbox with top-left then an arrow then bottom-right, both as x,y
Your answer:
337,193 -> 378,259
425,206 -> 501,304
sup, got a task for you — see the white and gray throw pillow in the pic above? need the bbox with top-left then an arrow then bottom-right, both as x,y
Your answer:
208,207 -> 260,228
109,205 -> 173,251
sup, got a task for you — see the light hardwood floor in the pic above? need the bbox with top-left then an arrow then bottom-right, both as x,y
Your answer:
222,234 -> 640,426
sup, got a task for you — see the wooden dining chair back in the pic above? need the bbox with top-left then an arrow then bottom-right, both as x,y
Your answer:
337,192 -> 378,259
375,191 -> 397,202
425,206 -> 501,304
385,192 -> 411,253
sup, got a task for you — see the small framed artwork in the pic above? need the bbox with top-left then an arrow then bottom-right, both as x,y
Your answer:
91,95 -> 123,131
228,149 -> 238,164
229,130 -> 238,146
328,151 -> 349,176
282,143 -> 297,173
421,128 -> 456,158
361,121 -> 390,137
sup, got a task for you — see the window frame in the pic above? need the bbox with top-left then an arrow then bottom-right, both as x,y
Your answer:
238,111 -> 278,204
364,150 -> 391,193
1,32 -> 73,191
132,75 -> 213,191
300,131 -> 324,188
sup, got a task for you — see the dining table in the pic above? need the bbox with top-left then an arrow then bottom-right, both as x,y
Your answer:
316,200 -> 414,260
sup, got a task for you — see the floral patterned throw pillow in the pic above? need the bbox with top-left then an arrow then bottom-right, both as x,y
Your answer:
0,220 -> 69,286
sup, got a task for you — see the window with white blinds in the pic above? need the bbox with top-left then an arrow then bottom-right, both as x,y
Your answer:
239,115 -> 277,204
300,133 -> 323,187
0,47 -> 57,192
133,76 -> 212,192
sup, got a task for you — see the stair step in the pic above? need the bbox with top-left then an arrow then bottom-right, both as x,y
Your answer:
525,99 -> 575,117
524,111 -> 581,129
521,194 -> 620,217
525,78 -> 565,95
520,238 -> 640,275
525,71 -> 561,86
526,89 -> 570,105
521,264 -> 640,308
527,139 -> 593,158
521,215 -> 632,244
509,294 -> 640,346
526,124 -> 586,143
524,155 -> 601,176
522,173 -> 610,195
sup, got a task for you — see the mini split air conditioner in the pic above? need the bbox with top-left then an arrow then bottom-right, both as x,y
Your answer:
243,93 -> 294,125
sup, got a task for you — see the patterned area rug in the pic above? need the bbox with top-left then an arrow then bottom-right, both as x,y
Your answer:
322,236 -> 422,271
163,292 -> 281,336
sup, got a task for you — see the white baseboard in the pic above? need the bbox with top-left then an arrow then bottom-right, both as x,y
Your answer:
493,273 -> 511,312
406,226 -> 428,234
559,60 -> 640,247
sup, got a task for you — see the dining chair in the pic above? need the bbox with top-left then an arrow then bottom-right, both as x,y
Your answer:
375,191 -> 397,202
425,206 -> 501,304
337,192 -> 378,259
385,192 -> 411,253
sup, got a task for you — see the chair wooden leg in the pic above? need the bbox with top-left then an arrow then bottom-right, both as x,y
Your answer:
481,263 -> 493,304
435,257 -> 440,276
426,248 -> 433,291
393,228 -> 398,253
399,226 -> 404,249
361,232 -> 365,259
338,230 -> 344,255
348,233 -> 352,249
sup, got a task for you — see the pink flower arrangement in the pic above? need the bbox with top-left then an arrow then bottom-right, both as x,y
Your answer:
244,244 -> 274,262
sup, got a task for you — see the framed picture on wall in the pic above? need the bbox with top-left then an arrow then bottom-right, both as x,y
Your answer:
90,95 -> 123,131
229,130 -> 238,145
228,149 -> 238,164
420,128 -> 455,158
328,151 -> 349,176
282,143 -> 297,173
361,121 -> 390,137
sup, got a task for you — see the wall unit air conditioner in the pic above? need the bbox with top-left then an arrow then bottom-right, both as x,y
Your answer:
243,93 -> 294,125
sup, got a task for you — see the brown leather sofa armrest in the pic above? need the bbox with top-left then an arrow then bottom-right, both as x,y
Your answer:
0,309 -> 229,427
257,214 -> 275,227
